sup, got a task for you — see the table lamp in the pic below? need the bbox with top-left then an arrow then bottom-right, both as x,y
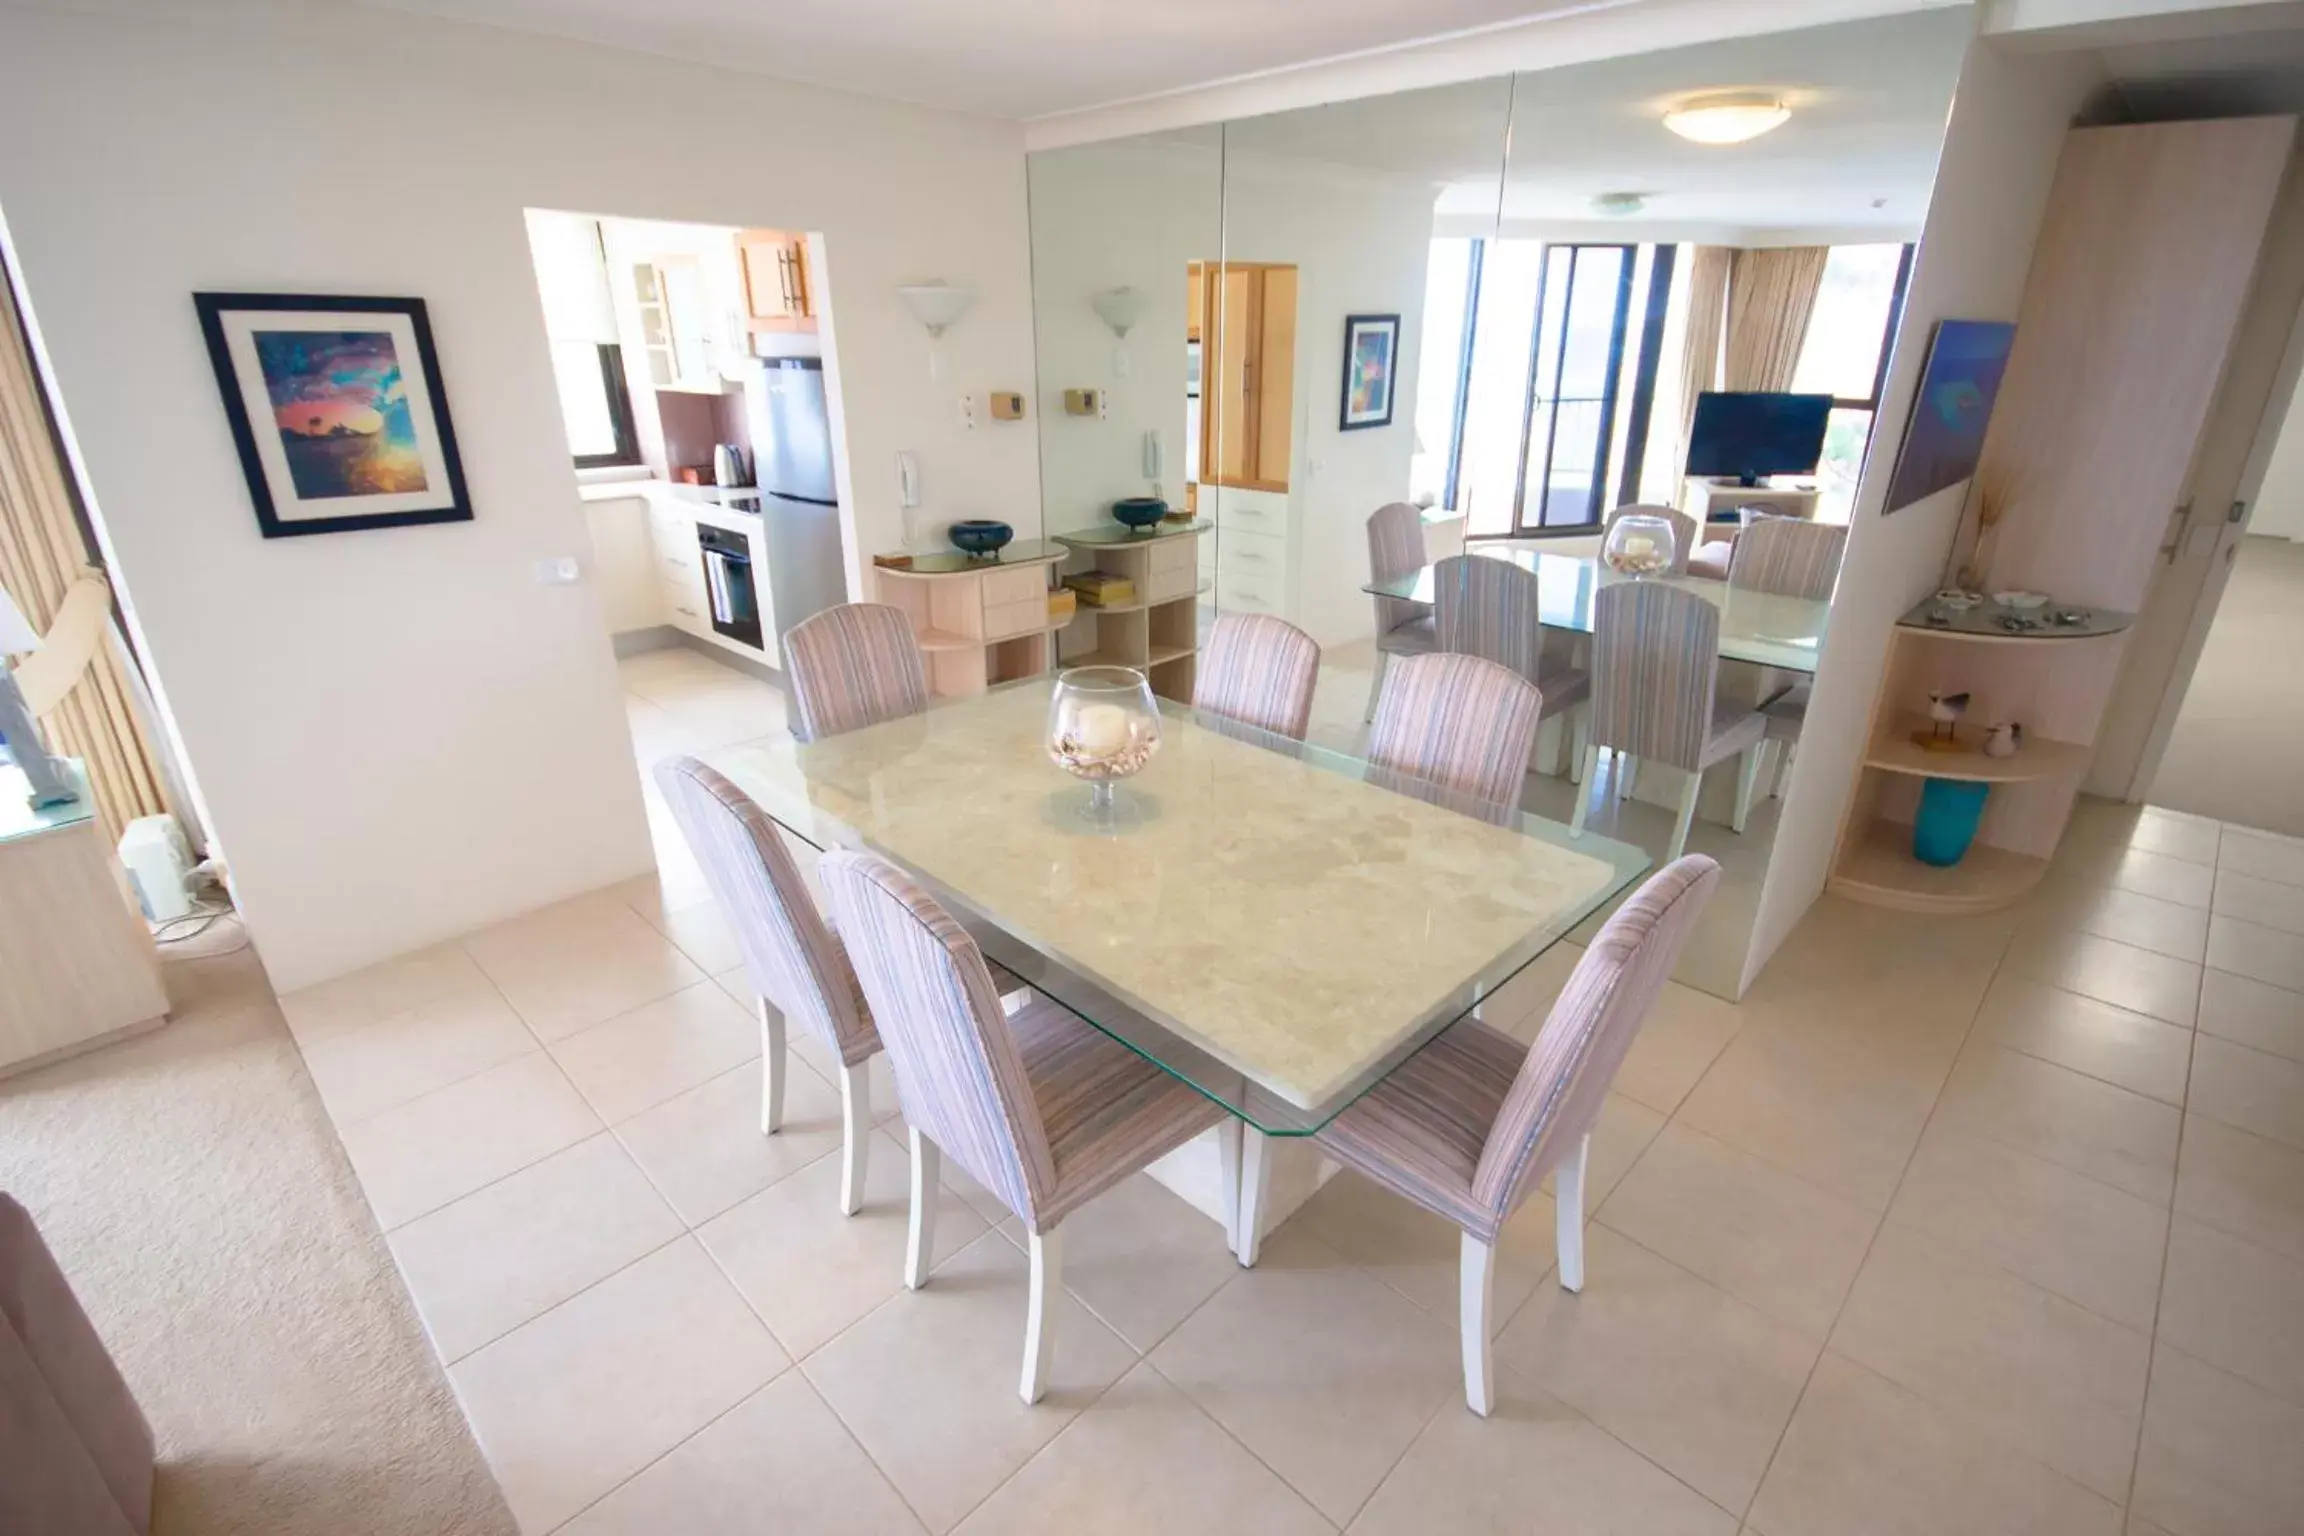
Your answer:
0,581 -> 77,809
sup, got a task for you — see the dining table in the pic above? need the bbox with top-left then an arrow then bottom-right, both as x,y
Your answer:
1365,544 -> 1831,673
705,677 -> 1649,1253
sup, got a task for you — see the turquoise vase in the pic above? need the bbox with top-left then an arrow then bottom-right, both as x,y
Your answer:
1913,778 -> 1991,867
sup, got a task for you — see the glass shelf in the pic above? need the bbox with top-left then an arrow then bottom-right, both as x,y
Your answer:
1896,595 -> 2134,641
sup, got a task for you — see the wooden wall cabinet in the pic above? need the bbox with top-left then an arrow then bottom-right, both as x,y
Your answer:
1191,261 -> 1296,492
738,229 -> 816,334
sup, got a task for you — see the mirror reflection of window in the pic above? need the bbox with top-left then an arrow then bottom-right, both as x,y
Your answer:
1792,244 -> 1915,520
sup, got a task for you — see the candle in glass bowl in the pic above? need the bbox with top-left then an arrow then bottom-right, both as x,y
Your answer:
1603,513 -> 1677,578
1048,665 -> 1161,818
1074,702 -> 1131,759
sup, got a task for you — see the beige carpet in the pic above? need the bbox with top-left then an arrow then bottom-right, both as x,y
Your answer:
2150,535 -> 2304,837
0,923 -> 517,1536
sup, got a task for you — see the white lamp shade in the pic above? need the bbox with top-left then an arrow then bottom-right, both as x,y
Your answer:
897,282 -> 975,338
1090,286 -> 1146,338
1662,94 -> 1792,146
0,583 -> 39,656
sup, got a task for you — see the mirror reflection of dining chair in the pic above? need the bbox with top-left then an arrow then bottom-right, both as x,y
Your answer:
1193,611 -> 1321,741
1368,651 -> 1544,809
1571,583 -> 1768,860
655,756 -> 884,1217
1726,518 -> 1846,793
1600,504 -> 1700,577
1310,855 -> 1722,1415
819,849 -> 1229,1405
1432,554 -> 1592,782
1364,501 -> 1437,721
783,602 -> 931,743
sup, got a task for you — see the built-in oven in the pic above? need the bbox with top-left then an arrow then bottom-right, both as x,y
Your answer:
696,522 -> 764,651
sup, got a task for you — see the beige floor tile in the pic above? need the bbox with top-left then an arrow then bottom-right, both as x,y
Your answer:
2196,969 -> 2304,1062
2133,1343 -> 2304,1536
387,1133 -> 683,1361
1146,1226 -> 1461,1525
2213,869 -> 2304,937
805,1231 -> 1137,1535
297,986 -> 538,1125
698,1126 -> 986,1358
1828,1223 -> 2150,1501
2157,1217 -> 2304,1406
449,1237 -> 788,1534
1610,983 -> 1744,1115
1492,1223 -> 1818,1512
2025,885 -> 2212,965
2188,1035 -> 2304,1150
2128,808 -> 2222,866
1888,1124 -> 2168,1331
2003,929 -> 2201,1027
615,1059 -> 845,1226
783,1022 -> 904,1126
2099,847 -> 2218,910
277,941 -> 500,1043
992,1173 -> 1239,1354
462,890 -> 704,1042
954,1361 -> 1329,1536
2176,1113 -> 2304,1264
1480,941 -> 1582,1036
1595,1123 -> 1877,1341
1543,1091 -> 1666,1209
337,1050 -> 602,1229
561,1372 -> 926,1535
1747,1352 -> 2119,1536
641,897 -> 746,976
1973,973 -> 2193,1106
2219,829 -> 2304,888
551,980 -> 761,1125
1349,1368 -> 1734,1536
1932,1042 -> 2181,1206
1292,1165 -> 1558,1329
2207,914 -> 2304,993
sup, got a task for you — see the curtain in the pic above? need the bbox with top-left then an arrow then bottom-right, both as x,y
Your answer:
1677,247 -> 1733,439
0,258 -> 168,842
1724,246 -> 1830,392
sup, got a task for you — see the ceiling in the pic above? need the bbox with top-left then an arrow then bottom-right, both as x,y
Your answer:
2099,20 -> 2304,115
340,0 -> 1602,119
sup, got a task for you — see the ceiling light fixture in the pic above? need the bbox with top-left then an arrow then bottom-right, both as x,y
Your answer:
1593,192 -> 1647,217
1662,93 -> 1791,146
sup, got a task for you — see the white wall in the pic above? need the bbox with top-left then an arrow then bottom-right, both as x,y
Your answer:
0,1 -> 1040,990
1743,35 -> 2108,983
2253,370 -> 2304,539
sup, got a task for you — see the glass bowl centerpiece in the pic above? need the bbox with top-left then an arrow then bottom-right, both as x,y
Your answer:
1602,512 -> 1678,578
1048,665 -> 1161,818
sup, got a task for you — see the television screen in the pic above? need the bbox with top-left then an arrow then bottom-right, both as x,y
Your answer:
1686,392 -> 1834,484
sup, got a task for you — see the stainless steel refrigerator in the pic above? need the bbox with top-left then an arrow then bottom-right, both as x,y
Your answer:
741,357 -> 849,644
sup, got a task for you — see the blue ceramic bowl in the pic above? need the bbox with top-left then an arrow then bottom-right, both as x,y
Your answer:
1111,497 -> 1168,531
949,519 -> 1014,557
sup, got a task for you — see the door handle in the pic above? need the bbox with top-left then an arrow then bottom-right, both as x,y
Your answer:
2159,501 -> 2193,564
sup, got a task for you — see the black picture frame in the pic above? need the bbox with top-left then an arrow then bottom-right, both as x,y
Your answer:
194,292 -> 472,538
1338,312 -> 1401,432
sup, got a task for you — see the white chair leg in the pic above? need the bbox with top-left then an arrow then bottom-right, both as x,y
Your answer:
1569,744 -> 1602,835
1461,1232 -> 1498,1416
1555,1131 -> 1590,1293
1236,1128 -> 1273,1268
1732,743 -> 1765,834
1568,707 -> 1592,784
1021,1226 -> 1063,1405
905,1127 -> 939,1290
758,1000 -> 787,1135
1667,770 -> 1701,861
1364,649 -> 1390,722
1770,739 -> 1798,800
1217,1119 -> 1244,1255
837,1063 -> 871,1216
1616,753 -> 1638,800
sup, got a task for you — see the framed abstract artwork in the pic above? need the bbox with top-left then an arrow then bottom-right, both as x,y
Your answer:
193,293 -> 471,538
1883,319 -> 2016,515
1338,312 -> 1400,431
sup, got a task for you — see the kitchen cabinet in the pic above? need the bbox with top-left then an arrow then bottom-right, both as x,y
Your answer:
581,494 -> 665,634
1192,261 -> 1296,492
632,256 -> 725,392
738,229 -> 816,334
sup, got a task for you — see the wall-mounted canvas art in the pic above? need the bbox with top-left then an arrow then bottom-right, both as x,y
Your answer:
1883,319 -> 2015,515
194,293 -> 471,538
1338,313 -> 1400,431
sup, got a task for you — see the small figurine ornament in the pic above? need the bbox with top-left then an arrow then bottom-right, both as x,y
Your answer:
1983,722 -> 2024,759
1914,690 -> 1971,752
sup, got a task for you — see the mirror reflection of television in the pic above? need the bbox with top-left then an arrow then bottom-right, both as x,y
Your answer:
1686,392 -> 1834,487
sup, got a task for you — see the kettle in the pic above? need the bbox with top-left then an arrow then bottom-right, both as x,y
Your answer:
712,443 -> 751,488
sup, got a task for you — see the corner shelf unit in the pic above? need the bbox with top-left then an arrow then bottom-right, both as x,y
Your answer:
1054,523 -> 1206,704
1827,600 -> 2134,914
871,540 -> 1073,699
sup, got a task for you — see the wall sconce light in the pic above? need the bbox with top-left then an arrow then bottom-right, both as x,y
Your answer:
897,281 -> 975,380
1090,286 -> 1146,378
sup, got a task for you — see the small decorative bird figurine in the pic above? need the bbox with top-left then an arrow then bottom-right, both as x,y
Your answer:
1984,722 -> 2024,759
1925,690 -> 1971,747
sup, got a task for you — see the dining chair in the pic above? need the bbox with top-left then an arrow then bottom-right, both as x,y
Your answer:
1570,583 -> 1768,860
1365,501 -> 1437,721
1194,611 -> 1322,741
782,602 -> 931,742
818,849 -> 1231,1405
1310,855 -> 1721,1416
1601,504 -> 1702,577
1368,651 -> 1545,808
1726,516 -> 1848,601
655,755 -> 881,1217
1761,683 -> 1809,799
1432,554 -> 1592,781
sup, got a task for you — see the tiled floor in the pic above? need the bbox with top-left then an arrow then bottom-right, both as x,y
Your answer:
276,643 -> 2304,1535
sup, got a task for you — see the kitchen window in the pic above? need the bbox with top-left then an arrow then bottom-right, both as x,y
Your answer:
526,209 -> 643,469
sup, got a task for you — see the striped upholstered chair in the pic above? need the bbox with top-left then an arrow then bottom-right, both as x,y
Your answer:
782,602 -> 930,742
1368,651 -> 1545,809
1365,502 -> 1438,721
818,849 -> 1230,1405
1726,516 -> 1847,600
1600,504 -> 1702,577
1433,554 -> 1591,779
655,756 -> 882,1216
1194,611 -> 1321,741
1311,855 -> 1720,1415
1570,583 -> 1768,860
